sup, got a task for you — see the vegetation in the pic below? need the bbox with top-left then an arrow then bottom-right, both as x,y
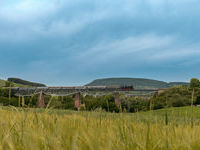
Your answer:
0,77 -> 200,149
8,78 -> 46,87
86,78 -> 189,89
0,92 -> 123,112
0,106 -> 199,150
0,79 -> 27,88
0,87 -> 196,114
0,77 -> 199,112
0,79 -> 5,87
0,78 -> 198,113
190,78 -> 200,88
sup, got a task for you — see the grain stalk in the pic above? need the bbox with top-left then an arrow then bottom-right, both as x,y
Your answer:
191,88 -> 194,128
165,95 -> 169,150
18,95 -> 21,107
8,85 -> 11,104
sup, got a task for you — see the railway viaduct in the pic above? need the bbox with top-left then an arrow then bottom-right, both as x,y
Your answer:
8,86 -> 165,110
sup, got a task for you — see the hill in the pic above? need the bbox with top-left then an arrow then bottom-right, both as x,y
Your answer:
86,78 -> 189,89
0,79 -> 28,87
8,78 -> 46,87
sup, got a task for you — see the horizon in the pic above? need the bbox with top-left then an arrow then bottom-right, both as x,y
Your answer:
1,0 -> 200,85
0,76 -> 190,86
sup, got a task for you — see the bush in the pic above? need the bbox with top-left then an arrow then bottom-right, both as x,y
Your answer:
0,88 -> 9,97
84,96 -> 99,110
153,86 -> 192,109
0,96 -> 18,106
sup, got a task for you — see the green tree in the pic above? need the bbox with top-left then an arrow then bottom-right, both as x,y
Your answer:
190,78 -> 200,88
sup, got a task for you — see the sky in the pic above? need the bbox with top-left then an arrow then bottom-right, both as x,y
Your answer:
0,0 -> 200,85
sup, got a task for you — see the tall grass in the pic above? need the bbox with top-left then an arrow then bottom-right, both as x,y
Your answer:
0,107 -> 200,150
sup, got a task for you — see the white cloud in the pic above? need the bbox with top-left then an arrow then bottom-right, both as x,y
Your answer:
76,34 -> 174,63
0,0 -> 57,22
1,0 -> 200,84
149,47 -> 200,61
0,0 -> 111,42
0,0 -> 199,43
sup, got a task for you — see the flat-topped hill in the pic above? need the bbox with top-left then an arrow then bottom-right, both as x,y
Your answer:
86,78 -> 189,89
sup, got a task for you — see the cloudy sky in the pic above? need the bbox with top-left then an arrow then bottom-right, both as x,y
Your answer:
0,0 -> 200,85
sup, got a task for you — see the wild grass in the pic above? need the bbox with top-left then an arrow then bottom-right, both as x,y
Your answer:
0,106 -> 200,150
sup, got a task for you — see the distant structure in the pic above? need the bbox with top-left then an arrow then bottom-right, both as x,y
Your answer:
7,86 -> 162,110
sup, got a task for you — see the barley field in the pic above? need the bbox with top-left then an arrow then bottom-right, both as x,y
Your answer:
0,106 -> 200,150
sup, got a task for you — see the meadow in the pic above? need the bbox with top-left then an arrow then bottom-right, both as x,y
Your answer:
0,106 -> 200,150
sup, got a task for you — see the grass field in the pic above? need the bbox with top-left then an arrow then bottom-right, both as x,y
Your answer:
0,106 -> 200,150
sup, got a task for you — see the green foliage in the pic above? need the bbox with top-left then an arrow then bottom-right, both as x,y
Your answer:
79,104 -> 86,111
153,86 -> 191,109
120,97 -> 149,112
84,95 -> 119,112
0,79 -> 30,87
0,77 -> 200,113
0,85 -> 196,113
100,95 -> 119,112
129,98 -> 149,112
0,96 -> 18,106
0,88 -> 9,97
190,78 -> 200,88
57,96 -> 75,109
8,78 -> 46,87
4,81 -> 14,87
84,96 -> 101,111
87,78 -> 189,89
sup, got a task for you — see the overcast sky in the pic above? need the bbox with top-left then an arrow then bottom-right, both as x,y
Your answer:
0,0 -> 200,85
